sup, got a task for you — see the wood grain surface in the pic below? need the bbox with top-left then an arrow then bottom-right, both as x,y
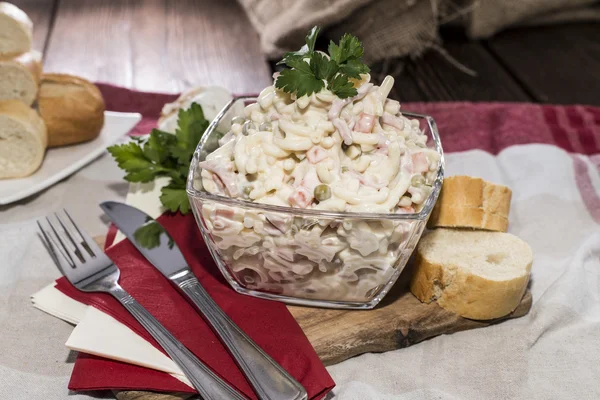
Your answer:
11,0 -> 57,54
43,0 -> 271,94
487,23 -> 600,106
372,29 -> 532,103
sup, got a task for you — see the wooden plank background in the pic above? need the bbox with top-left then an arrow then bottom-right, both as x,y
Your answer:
11,0 -> 600,105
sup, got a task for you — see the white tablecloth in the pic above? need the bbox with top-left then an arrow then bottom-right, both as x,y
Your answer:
1,143 -> 599,400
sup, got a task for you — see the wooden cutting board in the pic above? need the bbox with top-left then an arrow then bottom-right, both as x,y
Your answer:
89,237 -> 531,400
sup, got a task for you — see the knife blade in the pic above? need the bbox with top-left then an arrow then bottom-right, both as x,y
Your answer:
100,201 -> 308,400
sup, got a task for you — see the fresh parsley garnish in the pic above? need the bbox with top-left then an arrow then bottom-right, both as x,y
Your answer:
107,102 -> 209,214
275,26 -> 370,98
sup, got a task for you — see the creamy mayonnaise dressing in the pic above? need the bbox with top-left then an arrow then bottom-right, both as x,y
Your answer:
198,73 -> 440,302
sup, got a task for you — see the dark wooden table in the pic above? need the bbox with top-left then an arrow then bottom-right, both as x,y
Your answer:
13,0 -> 600,106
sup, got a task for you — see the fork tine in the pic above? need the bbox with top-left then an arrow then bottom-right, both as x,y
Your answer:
37,220 -> 74,274
55,211 -> 86,262
63,209 -> 104,257
46,215 -> 80,267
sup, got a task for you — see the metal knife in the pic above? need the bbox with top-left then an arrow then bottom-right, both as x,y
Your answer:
100,201 -> 308,400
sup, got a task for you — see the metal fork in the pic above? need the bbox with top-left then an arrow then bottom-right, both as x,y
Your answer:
37,210 -> 245,400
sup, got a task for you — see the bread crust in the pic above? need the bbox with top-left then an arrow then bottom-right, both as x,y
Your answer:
410,230 -> 532,320
38,73 -> 105,147
0,99 -> 47,178
0,2 -> 33,57
158,87 -> 205,125
428,175 -> 512,232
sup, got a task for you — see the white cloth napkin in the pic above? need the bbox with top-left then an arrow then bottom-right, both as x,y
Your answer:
30,179 -> 194,388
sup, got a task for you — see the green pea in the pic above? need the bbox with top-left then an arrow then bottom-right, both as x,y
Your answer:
243,186 -> 253,196
314,184 -> 332,202
411,175 -> 425,187
341,166 -> 349,173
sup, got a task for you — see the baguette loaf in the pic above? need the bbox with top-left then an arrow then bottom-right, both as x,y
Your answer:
410,229 -> 532,320
38,73 -> 105,147
0,2 -> 33,56
428,176 -> 512,232
0,100 -> 47,179
0,50 -> 42,105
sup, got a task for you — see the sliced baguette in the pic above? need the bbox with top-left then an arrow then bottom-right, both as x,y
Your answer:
428,175 -> 512,232
410,229 -> 532,320
0,50 -> 41,105
38,73 -> 105,147
0,99 -> 47,179
0,2 -> 33,56
157,86 -> 232,133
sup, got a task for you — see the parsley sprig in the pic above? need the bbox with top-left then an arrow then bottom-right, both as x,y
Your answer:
275,26 -> 370,98
107,103 -> 209,214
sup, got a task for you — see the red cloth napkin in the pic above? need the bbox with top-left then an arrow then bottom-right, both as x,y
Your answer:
56,213 -> 334,399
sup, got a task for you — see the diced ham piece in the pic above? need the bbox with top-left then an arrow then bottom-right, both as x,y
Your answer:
356,112 -> 376,133
215,208 -> 236,220
399,206 -> 415,214
411,152 -> 429,173
198,160 -> 239,197
328,84 -> 374,146
288,186 -> 313,208
307,146 -> 328,164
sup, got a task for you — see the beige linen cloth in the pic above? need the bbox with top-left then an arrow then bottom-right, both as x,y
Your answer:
1,141 -> 600,399
238,0 -> 600,63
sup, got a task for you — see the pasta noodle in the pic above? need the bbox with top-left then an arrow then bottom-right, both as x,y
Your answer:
199,72 -> 440,303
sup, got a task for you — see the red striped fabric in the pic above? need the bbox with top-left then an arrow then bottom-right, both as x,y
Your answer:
96,83 -> 600,155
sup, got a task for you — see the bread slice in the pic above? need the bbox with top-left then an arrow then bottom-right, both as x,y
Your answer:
428,175 -> 512,232
0,50 -> 42,105
157,86 -> 232,133
0,100 -> 47,179
38,73 -> 105,147
410,229 -> 532,320
0,2 -> 33,56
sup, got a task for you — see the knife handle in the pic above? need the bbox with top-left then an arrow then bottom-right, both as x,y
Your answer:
175,275 -> 308,400
109,285 -> 246,400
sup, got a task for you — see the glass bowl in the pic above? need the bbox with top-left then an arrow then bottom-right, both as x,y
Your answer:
187,96 -> 444,309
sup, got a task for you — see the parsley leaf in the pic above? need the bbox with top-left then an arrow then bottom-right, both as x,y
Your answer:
171,103 -> 208,164
328,33 -> 364,64
160,184 -> 190,214
275,67 -> 325,97
338,58 -> 370,79
133,221 -> 164,249
275,26 -> 369,99
107,103 -> 208,214
311,52 -> 339,81
329,74 -> 357,98
133,220 -> 176,250
305,25 -> 320,53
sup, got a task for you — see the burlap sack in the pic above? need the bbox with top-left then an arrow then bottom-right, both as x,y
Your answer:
238,0 -> 600,63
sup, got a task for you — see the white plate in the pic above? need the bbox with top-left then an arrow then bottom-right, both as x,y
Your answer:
0,111 -> 142,205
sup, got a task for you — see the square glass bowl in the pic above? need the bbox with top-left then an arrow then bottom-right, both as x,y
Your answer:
187,96 -> 444,309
